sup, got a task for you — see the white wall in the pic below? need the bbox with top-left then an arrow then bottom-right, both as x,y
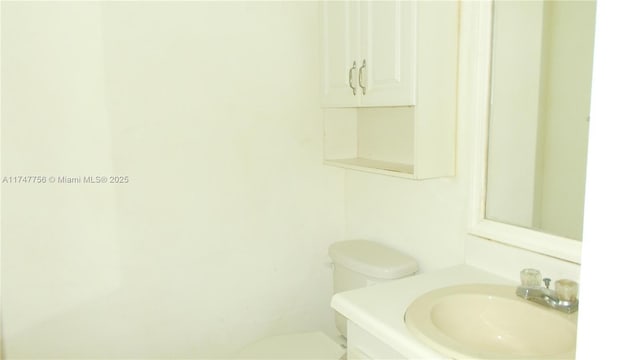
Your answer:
344,171 -> 467,273
1,2 -> 123,354
1,2 -> 345,358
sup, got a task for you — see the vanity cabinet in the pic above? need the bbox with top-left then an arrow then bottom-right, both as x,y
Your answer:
347,321 -> 405,359
321,0 -> 416,107
321,1 -> 459,179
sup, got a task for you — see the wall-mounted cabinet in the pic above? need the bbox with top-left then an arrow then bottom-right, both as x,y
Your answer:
321,1 -> 459,179
321,0 -> 416,107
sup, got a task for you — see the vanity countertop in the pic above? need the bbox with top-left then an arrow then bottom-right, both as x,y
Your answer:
330,264 -> 515,359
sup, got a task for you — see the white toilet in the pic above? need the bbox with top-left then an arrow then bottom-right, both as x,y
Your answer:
235,239 -> 418,359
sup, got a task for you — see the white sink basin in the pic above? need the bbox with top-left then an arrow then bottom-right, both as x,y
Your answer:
405,284 -> 578,359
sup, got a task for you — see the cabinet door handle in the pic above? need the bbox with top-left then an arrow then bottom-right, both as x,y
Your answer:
348,61 -> 357,96
358,59 -> 367,95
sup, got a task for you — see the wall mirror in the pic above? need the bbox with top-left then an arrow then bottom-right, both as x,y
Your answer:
469,0 -> 597,264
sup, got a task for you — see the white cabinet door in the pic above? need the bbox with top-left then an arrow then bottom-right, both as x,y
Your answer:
321,1 -> 359,107
347,321 -> 406,359
321,0 -> 416,108
359,0 -> 416,106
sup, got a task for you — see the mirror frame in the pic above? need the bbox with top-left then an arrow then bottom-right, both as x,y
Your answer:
466,1 -> 582,264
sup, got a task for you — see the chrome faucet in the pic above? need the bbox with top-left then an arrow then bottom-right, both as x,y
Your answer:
516,270 -> 579,313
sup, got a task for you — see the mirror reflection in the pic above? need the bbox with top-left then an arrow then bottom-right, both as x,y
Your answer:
485,0 -> 596,241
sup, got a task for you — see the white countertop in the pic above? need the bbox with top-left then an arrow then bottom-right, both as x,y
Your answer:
330,264 -> 516,359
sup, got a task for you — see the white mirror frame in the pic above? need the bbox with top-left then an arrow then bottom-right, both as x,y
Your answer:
466,1 -> 582,264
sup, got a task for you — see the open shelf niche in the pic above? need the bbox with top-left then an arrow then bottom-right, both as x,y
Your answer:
323,106 -> 455,180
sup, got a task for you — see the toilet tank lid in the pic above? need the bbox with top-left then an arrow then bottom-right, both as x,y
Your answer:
328,240 -> 418,280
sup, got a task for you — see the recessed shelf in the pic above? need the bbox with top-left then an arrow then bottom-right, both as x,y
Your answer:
324,158 -> 415,179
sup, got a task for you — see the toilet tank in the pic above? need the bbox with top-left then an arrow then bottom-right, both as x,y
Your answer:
328,239 -> 418,338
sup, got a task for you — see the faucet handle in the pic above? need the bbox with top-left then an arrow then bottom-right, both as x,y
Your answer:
520,268 -> 542,287
555,279 -> 579,301
543,278 -> 551,289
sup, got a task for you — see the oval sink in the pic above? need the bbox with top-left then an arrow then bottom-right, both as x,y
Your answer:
405,284 -> 578,359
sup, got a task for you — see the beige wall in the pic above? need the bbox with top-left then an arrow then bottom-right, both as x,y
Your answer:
1,2 -> 344,357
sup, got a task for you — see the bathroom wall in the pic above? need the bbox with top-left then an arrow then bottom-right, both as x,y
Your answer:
344,169 -> 467,273
1,3 -> 123,356
1,1 -> 344,358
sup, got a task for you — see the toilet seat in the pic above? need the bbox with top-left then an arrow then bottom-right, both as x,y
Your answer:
235,331 -> 345,359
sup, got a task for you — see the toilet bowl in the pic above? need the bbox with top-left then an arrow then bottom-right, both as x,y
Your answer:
234,240 -> 418,359
234,331 -> 345,359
